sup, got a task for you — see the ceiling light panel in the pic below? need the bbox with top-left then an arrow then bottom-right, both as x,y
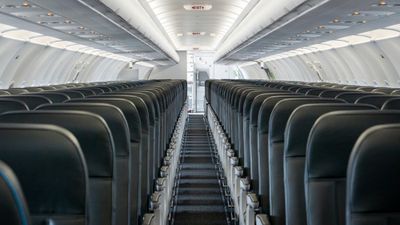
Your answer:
217,0 -> 400,63
142,0 -> 256,50
0,0 -> 178,65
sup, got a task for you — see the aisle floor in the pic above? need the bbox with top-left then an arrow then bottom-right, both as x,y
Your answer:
171,114 -> 230,225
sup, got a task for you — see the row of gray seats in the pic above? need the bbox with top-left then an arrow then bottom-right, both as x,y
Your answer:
0,80 -> 187,225
205,79 -> 400,225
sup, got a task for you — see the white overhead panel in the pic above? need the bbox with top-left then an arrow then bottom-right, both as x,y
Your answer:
0,0 -> 179,65
140,0 -> 260,51
216,0 -> 400,64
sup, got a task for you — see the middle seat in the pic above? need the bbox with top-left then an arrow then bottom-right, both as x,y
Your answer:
284,103 -> 377,225
88,94 -> 152,213
66,98 -> 144,224
106,92 -> 159,185
36,103 -> 131,225
267,98 -> 345,225
257,95 -> 311,214
0,110 -> 115,225
248,92 -> 292,192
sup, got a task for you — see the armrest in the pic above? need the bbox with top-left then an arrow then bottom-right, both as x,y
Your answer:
142,214 -> 155,225
234,166 -> 243,177
227,149 -> 235,158
156,178 -> 166,191
150,192 -> 162,210
256,214 -> 271,225
163,156 -> 172,166
240,177 -> 250,191
247,193 -> 259,208
160,166 -> 169,177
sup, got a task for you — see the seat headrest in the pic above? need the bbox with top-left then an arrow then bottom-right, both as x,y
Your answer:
307,110 -> 400,179
0,96 -> 52,110
336,92 -> 381,103
243,91 -> 267,118
354,95 -> 395,108
33,93 -> 70,103
51,91 -> 85,99
269,98 -> 344,143
37,103 -> 130,157
319,90 -> 351,98
285,104 -> 376,157
0,161 -> 30,225
0,123 -> 87,217
347,124 -> 400,217
0,99 -> 28,114
89,95 -> 150,132
67,98 -> 141,142
0,111 -> 113,177
381,98 -> 400,110
106,93 -> 156,125
249,93 -> 293,127
257,95 -> 310,133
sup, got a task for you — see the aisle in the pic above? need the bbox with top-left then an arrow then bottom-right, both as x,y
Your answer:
170,114 -> 230,225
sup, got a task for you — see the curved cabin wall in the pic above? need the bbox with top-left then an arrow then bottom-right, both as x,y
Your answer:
256,26 -> 400,87
0,35 -> 133,88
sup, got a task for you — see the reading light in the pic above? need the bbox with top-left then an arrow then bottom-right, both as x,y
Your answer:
176,33 -> 183,37
47,12 -> 54,16
22,1 -> 30,7
379,0 -> 387,6
352,11 -> 360,16
332,18 -> 340,23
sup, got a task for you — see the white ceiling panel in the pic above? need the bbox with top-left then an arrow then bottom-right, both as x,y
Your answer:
140,0 -> 259,51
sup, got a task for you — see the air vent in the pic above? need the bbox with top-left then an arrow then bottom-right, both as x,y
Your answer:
183,4 -> 212,11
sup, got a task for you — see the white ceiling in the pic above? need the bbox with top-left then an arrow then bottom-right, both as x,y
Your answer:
140,0 -> 259,51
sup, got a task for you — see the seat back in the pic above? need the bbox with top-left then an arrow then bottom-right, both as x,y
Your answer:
268,98 -> 344,225
67,98 -> 142,224
0,96 -> 52,110
381,98 -> 400,110
347,124 -> 400,225
257,95 -> 308,213
306,111 -> 400,225
31,93 -> 70,103
0,112 -> 114,225
0,99 -> 29,114
284,104 -> 376,225
0,161 -> 30,225
248,92 -> 292,192
336,92 -> 381,103
37,103 -> 131,225
89,94 -> 151,210
0,124 -> 88,225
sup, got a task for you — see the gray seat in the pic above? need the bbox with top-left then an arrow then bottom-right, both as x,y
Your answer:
257,95 -> 308,214
346,124 -> 400,225
89,94 -> 151,212
37,103 -> 131,225
248,92 -> 292,192
268,98 -> 344,225
306,110 -> 400,225
0,123 -> 88,225
0,160 -> 30,225
335,92 -> 381,103
284,104 -> 376,225
355,95 -> 397,108
31,93 -> 70,103
381,98 -> 400,110
67,98 -> 142,224
0,99 -> 29,114
0,95 -> 52,110
0,111 -> 114,225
